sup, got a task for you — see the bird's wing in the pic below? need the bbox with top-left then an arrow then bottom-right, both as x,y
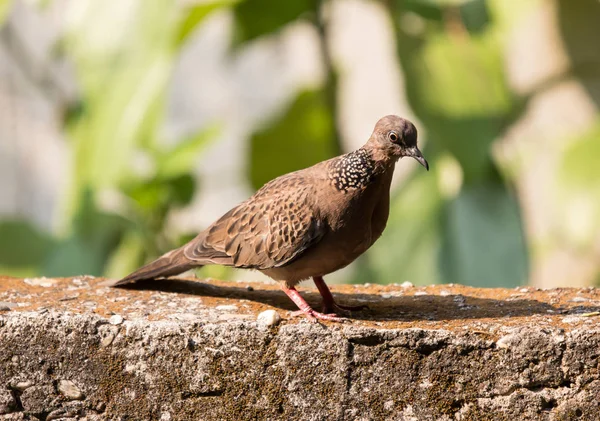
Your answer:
183,173 -> 327,270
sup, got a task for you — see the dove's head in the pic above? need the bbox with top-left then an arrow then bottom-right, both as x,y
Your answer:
368,115 -> 428,171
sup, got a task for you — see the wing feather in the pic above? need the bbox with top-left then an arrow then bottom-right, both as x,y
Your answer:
183,174 -> 326,269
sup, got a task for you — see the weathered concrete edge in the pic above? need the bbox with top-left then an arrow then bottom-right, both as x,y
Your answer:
1,311 -> 599,421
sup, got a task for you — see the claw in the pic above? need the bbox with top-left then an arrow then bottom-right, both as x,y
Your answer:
313,276 -> 369,315
282,286 -> 349,323
290,309 -> 347,323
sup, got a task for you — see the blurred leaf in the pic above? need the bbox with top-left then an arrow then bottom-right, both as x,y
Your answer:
232,0 -> 315,46
0,220 -> 55,273
126,180 -> 167,212
0,0 -> 12,26
104,230 -> 146,279
72,190 -> 129,243
559,122 -> 600,192
399,0 -> 443,22
460,0 -> 489,34
396,20 -> 514,182
409,34 -> 511,118
557,0 -> 600,72
425,116 -> 504,183
71,53 -> 172,190
353,168 -> 443,285
176,0 -> 236,45
555,122 -> 600,249
197,265 -> 234,281
43,191 -> 129,277
249,89 -> 337,189
126,174 -> 196,211
156,124 -> 219,179
43,236 -> 106,277
439,184 -> 528,287
167,174 -> 196,205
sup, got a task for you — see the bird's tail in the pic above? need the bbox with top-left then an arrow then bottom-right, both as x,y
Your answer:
101,247 -> 199,287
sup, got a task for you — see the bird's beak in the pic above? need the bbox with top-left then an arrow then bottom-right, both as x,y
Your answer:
410,147 -> 429,171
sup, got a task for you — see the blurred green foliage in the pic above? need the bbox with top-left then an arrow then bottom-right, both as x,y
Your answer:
2,0 -> 227,278
249,89 -> 337,189
2,0 -> 598,286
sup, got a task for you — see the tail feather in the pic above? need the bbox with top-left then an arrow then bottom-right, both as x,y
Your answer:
102,247 -> 199,287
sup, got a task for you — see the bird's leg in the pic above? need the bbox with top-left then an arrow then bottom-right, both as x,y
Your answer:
313,276 -> 369,314
281,285 -> 346,322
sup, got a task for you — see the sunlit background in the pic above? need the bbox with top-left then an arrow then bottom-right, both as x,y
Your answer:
1,0 -> 599,289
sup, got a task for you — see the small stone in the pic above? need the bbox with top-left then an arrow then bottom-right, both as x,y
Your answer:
439,290 -> 451,297
401,281 -> 413,288
109,315 -> 124,325
414,291 -> 427,296
246,286 -> 254,292
58,380 -> 84,400
496,334 -> 514,349
12,381 -> 33,391
160,412 -> 172,421
569,296 -> 589,303
257,310 -> 281,327
519,288 -> 529,293
23,277 -> 56,287
215,305 -> 238,312
381,294 -> 392,299
100,333 -> 116,348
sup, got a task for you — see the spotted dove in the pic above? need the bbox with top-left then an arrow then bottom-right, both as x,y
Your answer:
105,115 -> 429,321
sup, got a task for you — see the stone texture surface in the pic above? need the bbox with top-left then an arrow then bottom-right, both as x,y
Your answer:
0,276 -> 599,420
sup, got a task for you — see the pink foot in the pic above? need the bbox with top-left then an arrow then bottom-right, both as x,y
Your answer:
281,286 -> 348,323
290,309 -> 347,323
313,276 -> 369,315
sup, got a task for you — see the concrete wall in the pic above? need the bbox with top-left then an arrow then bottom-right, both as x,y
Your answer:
1,276 -> 599,420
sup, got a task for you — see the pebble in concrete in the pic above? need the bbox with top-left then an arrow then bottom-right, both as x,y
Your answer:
108,314 -> 124,325
12,380 -> 33,392
58,380 -> 84,400
257,309 -> 281,327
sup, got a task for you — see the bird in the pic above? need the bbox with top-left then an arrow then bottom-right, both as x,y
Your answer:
104,115 -> 429,322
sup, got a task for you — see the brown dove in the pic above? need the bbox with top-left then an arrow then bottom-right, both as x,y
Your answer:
105,115 -> 428,322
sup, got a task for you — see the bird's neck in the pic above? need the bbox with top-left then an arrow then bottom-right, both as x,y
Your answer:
326,147 -> 393,193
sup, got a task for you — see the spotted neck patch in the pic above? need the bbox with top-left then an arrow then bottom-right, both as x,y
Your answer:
327,148 -> 376,192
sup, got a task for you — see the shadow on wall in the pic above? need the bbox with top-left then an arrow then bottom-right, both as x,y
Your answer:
113,278 -> 594,323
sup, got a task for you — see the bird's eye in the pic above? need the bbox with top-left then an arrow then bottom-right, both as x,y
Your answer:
388,131 -> 398,142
